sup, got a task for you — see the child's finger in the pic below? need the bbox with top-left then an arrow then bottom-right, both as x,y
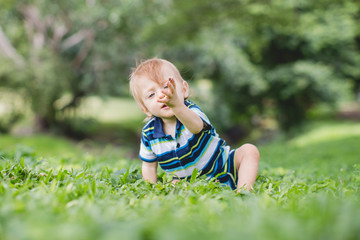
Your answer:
157,96 -> 169,104
158,93 -> 167,100
166,82 -> 174,95
158,92 -> 170,101
168,77 -> 176,92
157,96 -> 166,103
161,88 -> 172,97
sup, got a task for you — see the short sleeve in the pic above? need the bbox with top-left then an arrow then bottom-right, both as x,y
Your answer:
186,103 -> 216,134
139,133 -> 157,162
188,105 -> 212,126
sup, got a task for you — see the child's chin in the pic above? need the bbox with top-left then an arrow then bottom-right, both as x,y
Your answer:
160,112 -> 175,119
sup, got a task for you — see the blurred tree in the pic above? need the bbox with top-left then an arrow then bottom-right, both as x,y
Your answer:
0,0 -> 136,130
0,0 -> 359,134
128,0 -> 359,131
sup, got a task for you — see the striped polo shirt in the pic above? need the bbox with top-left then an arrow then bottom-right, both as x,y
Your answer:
139,100 -> 237,187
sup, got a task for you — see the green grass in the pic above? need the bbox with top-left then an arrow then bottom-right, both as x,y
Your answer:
0,120 -> 360,240
264,120 -> 360,174
0,134 -> 82,158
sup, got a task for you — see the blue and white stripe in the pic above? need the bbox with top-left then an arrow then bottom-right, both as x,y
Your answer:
139,100 -> 237,189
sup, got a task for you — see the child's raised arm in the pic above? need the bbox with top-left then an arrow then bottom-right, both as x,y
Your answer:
158,78 -> 203,134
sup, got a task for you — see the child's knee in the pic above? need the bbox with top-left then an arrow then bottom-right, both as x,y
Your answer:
235,144 -> 260,168
239,143 -> 260,160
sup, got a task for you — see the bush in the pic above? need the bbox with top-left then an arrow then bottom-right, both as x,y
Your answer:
266,61 -> 350,130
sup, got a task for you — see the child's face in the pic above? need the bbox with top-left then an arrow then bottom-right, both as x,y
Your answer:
136,73 -> 188,120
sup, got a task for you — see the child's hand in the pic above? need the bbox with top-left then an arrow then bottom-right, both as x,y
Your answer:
157,77 -> 182,108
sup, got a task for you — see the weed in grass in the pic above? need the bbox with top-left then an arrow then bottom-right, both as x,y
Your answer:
0,121 -> 360,240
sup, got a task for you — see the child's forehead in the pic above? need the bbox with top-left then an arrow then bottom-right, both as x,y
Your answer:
143,64 -> 174,82
134,76 -> 165,94
138,75 -> 166,85
161,63 -> 176,75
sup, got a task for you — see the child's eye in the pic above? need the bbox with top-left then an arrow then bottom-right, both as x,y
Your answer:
164,85 -> 169,89
147,93 -> 155,99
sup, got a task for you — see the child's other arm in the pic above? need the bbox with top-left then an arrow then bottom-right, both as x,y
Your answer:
142,161 -> 157,183
158,78 -> 203,134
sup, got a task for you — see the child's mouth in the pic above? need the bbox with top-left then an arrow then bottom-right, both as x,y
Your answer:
162,104 -> 169,109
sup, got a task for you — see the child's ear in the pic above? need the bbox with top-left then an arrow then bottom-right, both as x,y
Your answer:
182,81 -> 190,98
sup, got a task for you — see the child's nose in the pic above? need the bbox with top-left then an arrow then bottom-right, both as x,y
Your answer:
158,91 -> 165,100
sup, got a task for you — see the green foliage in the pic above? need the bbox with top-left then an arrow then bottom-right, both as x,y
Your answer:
126,0 -> 360,131
0,135 -> 82,158
0,0 -> 359,132
0,0 -> 135,129
0,89 -> 24,133
0,120 -> 360,240
266,61 -> 349,130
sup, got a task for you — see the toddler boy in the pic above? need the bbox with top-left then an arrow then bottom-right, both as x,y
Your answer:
129,58 -> 259,191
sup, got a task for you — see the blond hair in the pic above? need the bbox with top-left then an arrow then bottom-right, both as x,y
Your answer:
129,58 -> 186,119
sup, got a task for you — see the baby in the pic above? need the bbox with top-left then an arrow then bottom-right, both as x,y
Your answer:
129,58 -> 259,191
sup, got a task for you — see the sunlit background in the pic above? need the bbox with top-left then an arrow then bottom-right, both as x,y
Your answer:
1,0 -> 359,156
1,1 -> 360,240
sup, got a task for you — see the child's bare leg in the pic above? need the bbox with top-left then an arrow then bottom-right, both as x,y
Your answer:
171,179 -> 180,187
234,144 -> 260,192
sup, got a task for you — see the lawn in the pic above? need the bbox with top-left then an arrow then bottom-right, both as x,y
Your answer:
0,120 -> 359,240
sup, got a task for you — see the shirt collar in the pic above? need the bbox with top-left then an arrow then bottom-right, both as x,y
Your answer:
153,117 -> 182,139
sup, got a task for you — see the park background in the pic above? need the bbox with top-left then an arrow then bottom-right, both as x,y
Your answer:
0,1 -> 360,240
